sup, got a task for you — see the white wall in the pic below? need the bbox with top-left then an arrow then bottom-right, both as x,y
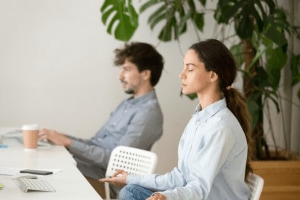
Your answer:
0,0 -> 207,173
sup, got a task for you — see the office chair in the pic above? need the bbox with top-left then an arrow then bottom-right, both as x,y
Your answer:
247,173 -> 264,200
104,146 -> 158,200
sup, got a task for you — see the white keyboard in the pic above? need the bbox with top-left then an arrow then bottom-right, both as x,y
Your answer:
14,177 -> 56,192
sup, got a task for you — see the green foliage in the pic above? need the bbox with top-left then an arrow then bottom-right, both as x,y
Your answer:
180,91 -> 197,101
101,0 -> 206,42
215,0 -> 299,138
99,0 -> 300,114
100,0 -> 300,159
100,0 -> 138,41
291,54 -> 300,100
291,54 -> 300,86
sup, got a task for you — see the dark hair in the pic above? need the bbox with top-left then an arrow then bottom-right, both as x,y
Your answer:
114,42 -> 164,87
189,39 -> 253,180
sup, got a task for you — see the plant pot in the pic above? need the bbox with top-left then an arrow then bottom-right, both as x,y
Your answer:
251,152 -> 300,200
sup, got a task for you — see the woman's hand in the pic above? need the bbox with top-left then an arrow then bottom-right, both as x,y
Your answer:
39,128 -> 72,147
146,193 -> 166,200
99,169 -> 128,187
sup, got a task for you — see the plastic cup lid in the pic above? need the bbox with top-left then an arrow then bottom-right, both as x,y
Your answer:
22,124 -> 39,130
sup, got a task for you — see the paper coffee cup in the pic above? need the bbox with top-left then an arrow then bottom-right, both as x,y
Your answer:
22,124 -> 39,151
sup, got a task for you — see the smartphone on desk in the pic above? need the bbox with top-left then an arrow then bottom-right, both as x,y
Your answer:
20,169 -> 53,175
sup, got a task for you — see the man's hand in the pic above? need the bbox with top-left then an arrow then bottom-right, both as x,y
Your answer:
39,128 -> 72,147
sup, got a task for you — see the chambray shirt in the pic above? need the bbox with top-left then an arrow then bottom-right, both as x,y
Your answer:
68,90 -> 163,180
127,99 -> 250,199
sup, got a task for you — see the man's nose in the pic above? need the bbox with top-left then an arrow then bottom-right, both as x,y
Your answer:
118,70 -> 124,80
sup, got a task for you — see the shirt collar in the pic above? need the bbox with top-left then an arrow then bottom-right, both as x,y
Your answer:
194,98 -> 227,123
126,90 -> 157,105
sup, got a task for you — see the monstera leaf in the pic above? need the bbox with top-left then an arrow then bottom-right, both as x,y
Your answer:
101,0 -> 138,41
100,0 -> 205,42
140,0 -> 204,42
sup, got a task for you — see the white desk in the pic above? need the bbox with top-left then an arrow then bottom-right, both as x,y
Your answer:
0,127 -> 103,200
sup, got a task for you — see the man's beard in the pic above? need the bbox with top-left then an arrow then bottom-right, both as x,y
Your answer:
124,88 -> 134,94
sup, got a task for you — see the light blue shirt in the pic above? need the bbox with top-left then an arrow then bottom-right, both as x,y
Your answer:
68,90 -> 163,179
127,99 -> 250,199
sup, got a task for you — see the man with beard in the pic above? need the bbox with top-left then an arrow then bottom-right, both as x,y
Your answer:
39,42 -> 164,198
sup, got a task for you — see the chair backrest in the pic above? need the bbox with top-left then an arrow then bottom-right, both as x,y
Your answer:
247,173 -> 264,200
105,146 -> 157,200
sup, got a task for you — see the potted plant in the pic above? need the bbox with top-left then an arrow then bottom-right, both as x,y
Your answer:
100,1 -> 300,198
100,0 -> 300,159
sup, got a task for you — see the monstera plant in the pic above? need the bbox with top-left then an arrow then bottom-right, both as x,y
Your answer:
100,0 -> 300,160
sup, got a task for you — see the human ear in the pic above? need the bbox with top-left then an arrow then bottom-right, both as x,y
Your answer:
142,70 -> 151,80
210,71 -> 218,81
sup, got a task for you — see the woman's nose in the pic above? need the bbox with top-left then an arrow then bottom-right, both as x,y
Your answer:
179,71 -> 185,79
